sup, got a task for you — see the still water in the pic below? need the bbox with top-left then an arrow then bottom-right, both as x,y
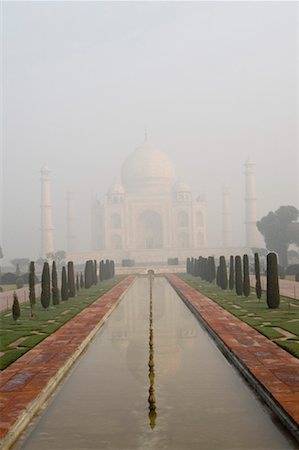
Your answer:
14,277 -> 297,450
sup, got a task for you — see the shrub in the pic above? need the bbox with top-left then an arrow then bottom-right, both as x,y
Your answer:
122,259 -> 135,267
1,272 -> 17,285
235,256 -> 243,296
16,277 -> 24,289
168,257 -> 179,265
76,273 -> 80,291
80,272 -> 84,288
243,254 -> 250,297
229,255 -> 234,290
61,266 -> 69,301
267,252 -> 280,309
254,252 -> 262,299
40,262 -> 51,309
285,264 -> 299,275
12,292 -> 20,320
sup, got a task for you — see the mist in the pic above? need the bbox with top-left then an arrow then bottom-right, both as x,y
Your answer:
2,1 -> 298,262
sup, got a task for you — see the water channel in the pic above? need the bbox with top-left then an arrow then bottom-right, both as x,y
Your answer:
14,277 -> 298,449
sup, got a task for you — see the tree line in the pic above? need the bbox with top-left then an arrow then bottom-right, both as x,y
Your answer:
186,252 -> 280,309
12,259 -> 115,321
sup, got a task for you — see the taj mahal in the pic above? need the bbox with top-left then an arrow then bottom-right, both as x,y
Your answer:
40,137 -> 262,264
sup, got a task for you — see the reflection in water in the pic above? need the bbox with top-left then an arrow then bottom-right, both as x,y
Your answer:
148,270 -> 157,429
14,277 -> 298,450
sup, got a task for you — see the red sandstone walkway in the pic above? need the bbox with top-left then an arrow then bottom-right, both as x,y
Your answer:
0,276 -> 135,449
167,274 -> 299,439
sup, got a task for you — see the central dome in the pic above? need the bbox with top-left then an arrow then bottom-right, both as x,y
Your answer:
121,140 -> 175,193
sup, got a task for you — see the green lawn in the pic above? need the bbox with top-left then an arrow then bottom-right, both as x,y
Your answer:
0,276 -> 124,370
179,274 -> 299,359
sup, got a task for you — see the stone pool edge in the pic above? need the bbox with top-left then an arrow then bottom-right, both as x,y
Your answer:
0,276 -> 136,450
166,274 -> 299,444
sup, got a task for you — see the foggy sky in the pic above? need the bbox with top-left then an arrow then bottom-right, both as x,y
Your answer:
2,1 -> 298,262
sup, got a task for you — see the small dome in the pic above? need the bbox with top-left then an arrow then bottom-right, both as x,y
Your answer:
108,183 -> 125,195
175,181 -> 190,192
121,140 -> 175,193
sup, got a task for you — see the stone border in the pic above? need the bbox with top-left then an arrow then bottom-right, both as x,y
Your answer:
0,276 -> 135,450
166,274 -> 299,444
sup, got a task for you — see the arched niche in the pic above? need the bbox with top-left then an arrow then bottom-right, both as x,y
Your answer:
178,210 -> 189,227
137,210 -> 163,248
111,213 -> 121,229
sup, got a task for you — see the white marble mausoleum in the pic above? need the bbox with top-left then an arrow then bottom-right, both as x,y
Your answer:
90,138 -> 207,263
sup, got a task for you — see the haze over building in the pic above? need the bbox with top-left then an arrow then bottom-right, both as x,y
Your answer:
41,138 -> 263,264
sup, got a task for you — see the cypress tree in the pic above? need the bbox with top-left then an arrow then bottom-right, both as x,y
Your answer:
193,258 -> 198,277
216,265 -> 221,287
76,273 -> 80,291
243,254 -> 250,297
99,260 -> 104,282
206,257 -> 212,282
68,261 -> 76,297
235,256 -> 243,296
190,257 -> 194,276
12,291 -> 21,320
210,256 -> 216,283
186,257 -> 191,274
219,256 -> 228,290
94,260 -> 98,284
88,260 -> 94,285
52,261 -> 60,305
110,260 -> 115,278
267,252 -> 280,309
84,261 -> 90,288
105,259 -> 110,279
199,257 -> 204,279
29,261 -> 36,317
84,260 -> 93,288
229,255 -> 234,290
61,266 -> 69,301
80,272 -> 84,289
203,258 -> 208,281
41,262 -> 51,309
254,252 -> 262,299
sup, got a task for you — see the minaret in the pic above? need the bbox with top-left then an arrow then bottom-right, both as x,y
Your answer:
40,165 -> 54,257
222,185 -> 233,248
66,189 -> 76,252
244,160 -> 260,248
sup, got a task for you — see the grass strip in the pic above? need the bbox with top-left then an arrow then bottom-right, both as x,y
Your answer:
0,276 -> 124,369
179,274 -> 299,358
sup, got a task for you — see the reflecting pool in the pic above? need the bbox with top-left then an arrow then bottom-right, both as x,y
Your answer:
14,277 -> 298,449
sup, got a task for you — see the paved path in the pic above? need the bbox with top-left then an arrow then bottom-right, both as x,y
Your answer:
0,276 -> 135,450
250,275 -> 299,300
0,286 -> 42,312
167,274 -> 299,442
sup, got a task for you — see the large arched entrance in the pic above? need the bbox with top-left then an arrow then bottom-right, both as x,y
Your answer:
137,210 -> 163,248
